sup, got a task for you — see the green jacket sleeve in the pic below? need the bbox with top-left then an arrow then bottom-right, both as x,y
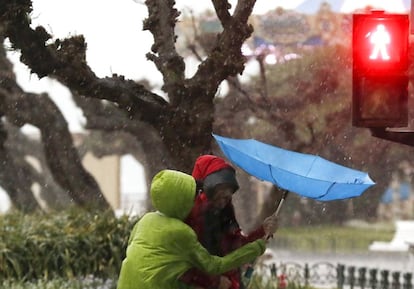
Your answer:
180,226 -> 266,275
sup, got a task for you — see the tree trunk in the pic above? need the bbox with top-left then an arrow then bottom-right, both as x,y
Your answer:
0,123 -> 39,212
5,123 -> 71,210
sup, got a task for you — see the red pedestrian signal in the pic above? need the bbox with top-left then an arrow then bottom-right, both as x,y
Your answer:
352,11 -> 409,128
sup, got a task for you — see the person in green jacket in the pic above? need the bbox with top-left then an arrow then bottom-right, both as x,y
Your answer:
117,169 -> 266,289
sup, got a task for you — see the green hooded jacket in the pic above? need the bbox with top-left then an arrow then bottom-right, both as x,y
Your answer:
116,169 -> 265,289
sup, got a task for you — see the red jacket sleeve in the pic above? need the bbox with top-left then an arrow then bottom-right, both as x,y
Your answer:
221,226 -> 266,253
241,225 -> 266,244
179,268 -> 220,289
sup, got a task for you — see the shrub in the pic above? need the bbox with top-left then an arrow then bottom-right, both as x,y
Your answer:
0,208 -> 138,281
0,277 -> 115,289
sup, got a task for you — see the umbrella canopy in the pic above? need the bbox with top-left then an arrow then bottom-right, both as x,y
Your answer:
213,134 -> 375,201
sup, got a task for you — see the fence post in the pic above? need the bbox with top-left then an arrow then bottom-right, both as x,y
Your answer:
392,272 -> 401,289
349,266 -> 356,289
304,263 -> 310,286
370,268 -> 378,289
381,270 -> 390,289
403,273 -> 412,289
359,267 -> 367,289
270,263 -> 277,278
337,264 -> 345,289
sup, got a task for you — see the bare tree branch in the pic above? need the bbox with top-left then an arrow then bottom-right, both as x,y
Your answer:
4,122 -> 71,210
143,0 -> 186,103
0,101 -> 40,212
0,32 -> 109,209
190,0 -> 255,94
0,2 -> 169,123
212,0 -> 232,27
2,90 -> 109,209
233,0 -> 256,23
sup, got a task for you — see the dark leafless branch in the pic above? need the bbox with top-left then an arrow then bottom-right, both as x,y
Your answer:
212,0 -> 232,27
0,33 -> 109,209
143,0 -> 186,103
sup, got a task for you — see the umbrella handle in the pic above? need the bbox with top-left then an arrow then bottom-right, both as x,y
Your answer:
272,190 -> 289,217
265,190 -> 289,240
246,190 -> 290,287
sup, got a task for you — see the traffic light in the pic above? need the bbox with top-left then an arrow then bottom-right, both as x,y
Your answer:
352,11 -> 409,127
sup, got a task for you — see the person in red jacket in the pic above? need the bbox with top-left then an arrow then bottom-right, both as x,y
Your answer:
179,155 -> 279,289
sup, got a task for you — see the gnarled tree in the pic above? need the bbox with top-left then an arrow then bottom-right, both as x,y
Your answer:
0,0 -> 259,211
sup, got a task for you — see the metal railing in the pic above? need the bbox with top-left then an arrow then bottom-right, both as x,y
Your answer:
254,262 -> 413,289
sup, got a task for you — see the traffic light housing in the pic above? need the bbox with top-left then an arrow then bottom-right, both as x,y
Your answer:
352,11 -> 409,127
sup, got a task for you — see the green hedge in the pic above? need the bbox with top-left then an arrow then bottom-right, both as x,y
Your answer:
0,209 -> 138,281
0,277 -> 115,289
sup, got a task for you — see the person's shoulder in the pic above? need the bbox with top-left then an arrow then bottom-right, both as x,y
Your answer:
139,212 -> 157,221
138,212 -> 170,227
141,213 -> 193,234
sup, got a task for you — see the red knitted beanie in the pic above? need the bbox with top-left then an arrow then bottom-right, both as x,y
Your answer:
192,155 -> 239,198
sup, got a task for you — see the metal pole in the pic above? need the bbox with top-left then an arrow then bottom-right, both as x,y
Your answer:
245,189 -> 290,288
411,0 -> 414,35
273,190 -> 289,217
265,190 -> 289,239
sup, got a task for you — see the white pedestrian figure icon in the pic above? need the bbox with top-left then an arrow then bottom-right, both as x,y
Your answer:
369,24 -> 390,60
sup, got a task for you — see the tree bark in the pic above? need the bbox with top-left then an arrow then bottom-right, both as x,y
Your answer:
4,123 -> 71,210
0,34 -> 109,210
6,92 -> 108,209
0,121 -> 40,212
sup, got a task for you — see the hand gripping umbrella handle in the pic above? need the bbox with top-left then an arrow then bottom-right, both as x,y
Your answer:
244,190 -> 290,288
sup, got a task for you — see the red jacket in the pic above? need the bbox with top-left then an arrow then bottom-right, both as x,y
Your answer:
179,155 -> 265,289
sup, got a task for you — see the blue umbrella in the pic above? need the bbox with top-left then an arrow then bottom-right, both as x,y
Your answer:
213,134 -> 375,201
214,133 -> 376,287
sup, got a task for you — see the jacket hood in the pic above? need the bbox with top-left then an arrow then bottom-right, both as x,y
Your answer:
192,155 -> 239,198
150,169 -> 196,220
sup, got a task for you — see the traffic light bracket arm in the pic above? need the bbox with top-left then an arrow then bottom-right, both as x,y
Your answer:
370,127 -> 414,146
